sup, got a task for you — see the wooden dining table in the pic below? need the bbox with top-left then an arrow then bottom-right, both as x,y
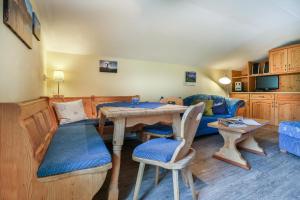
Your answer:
99,103 -> 187,200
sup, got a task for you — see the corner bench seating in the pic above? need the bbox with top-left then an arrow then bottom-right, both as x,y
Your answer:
0,97 -> 119,200
49,95 -> 139,134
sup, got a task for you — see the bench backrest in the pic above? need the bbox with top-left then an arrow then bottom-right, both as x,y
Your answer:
49,95 -> 139,120
19,98 -> 57,162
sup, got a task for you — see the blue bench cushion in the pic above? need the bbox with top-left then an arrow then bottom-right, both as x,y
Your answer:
144,124 -> 173,136
133,138 -> 182,163
37,125 -> 111,178
59,118 -> 114,127
279,121 -> 300,139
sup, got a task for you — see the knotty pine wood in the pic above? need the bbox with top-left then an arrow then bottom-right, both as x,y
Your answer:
0,98 -> 109,200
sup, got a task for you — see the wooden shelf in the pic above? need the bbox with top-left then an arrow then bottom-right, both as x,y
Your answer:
249,71 -> 300,77
232,76 -> 248,79
249,73 -> 273,77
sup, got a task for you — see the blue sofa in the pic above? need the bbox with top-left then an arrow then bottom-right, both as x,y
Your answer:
279,121 -> 300,157
183,94 -> 245,137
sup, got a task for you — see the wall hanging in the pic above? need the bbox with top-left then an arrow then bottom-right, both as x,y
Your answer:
99,60 -> 118,73
3,0 -> 33,48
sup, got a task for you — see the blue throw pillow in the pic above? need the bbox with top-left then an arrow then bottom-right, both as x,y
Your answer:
212,99 -> 228,115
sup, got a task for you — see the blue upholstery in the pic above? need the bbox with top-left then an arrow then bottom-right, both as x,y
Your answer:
60,119 -> 113,127
133,138 -> 182,163
144,124 -> 173,136
212,98 -> 228,115
183,94 -> 244,136
60,119 -> 99,127
279,121 -> 300,157
37,125 -> 111,177
279,121 -> 300,139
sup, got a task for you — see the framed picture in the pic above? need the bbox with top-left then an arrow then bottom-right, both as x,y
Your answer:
32,12 -> 41,41
185,71 -> 196,85
3,0 -> 33,49
99,60 -> 118,73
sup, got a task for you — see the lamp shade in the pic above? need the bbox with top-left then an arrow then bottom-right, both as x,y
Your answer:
218,76 -> 231,85
53,70 -> 64,82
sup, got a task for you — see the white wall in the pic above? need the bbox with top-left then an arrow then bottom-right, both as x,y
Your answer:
0,0 -> 46,102
47,51 -> 226,101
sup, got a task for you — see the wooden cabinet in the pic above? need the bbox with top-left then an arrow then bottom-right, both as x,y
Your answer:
250,99 -> 275,125
269,49 -> 287,73
288,46 -> 300,72
230,93 -> 250,117
231,93 -> 300,126
275,101 -> 300,124
250,93 -> 274,100
275,94 -> 300,125
269,44 -> 300,74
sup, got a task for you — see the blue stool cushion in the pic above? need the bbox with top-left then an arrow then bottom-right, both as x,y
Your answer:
279,121 -> 300,139
133,138 -> 182,163
37,125 -> 111,178
144,124 -> 173,136
279,133 -> 300,157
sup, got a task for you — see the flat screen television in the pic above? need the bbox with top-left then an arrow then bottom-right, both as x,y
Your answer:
256,75 -> 279,91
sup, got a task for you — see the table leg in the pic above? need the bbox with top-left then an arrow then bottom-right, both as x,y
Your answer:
98,113 -> 106,135
213,130 -> 250,170
108,118 -> 126,200
238,135 -> 266,156
172,113 -> 182,140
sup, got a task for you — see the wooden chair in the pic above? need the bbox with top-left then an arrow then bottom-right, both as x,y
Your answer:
132,102 -> 205,200
142,97 -> 183,140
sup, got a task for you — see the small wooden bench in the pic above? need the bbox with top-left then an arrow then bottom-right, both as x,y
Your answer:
0,98 -> 112,200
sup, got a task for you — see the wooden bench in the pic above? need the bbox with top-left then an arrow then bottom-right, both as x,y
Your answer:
49,95 -> 141,137
0,97 -> 112,200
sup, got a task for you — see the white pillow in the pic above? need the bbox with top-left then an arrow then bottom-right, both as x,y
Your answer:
53,100 -> 87,125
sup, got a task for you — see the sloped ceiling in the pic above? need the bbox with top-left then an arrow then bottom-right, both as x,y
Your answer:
36,0 -> 300,69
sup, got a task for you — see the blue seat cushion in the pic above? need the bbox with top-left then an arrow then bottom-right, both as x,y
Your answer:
37,125 -> 111,178
279,121 -> 300,139
144,123 -> 173,136
133,138 -> 182,163
279,133 -> 300,157
60,118 -> 113,127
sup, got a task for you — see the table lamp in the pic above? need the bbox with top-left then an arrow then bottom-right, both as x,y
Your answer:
53,70 -> 64,97
218,75 -> 231,97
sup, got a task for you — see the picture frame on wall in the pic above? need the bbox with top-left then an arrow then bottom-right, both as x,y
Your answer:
99,60 -> 118,73
185,71 -> 196,86
3,0 -> 33,49
32,12 -> 41,41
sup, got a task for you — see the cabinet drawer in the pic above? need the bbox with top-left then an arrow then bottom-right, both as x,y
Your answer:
230,93 -> 249,100
250,94 -> 275,100
276,94 -> 300,101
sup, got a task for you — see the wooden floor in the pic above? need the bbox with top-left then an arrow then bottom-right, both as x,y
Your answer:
95,125 -> 300,200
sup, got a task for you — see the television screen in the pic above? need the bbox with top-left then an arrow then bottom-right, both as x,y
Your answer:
256,76 -> 279,91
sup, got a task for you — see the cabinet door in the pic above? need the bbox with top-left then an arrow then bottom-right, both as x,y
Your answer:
250,100 -> 275,125
276,101 -> 300,125
269,49 -> 288,73
288,46 -> 300,73
292,102 -> 300,121
275,101 -> 294,125
236,100 -> 249,117
230,93 -> 250,117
